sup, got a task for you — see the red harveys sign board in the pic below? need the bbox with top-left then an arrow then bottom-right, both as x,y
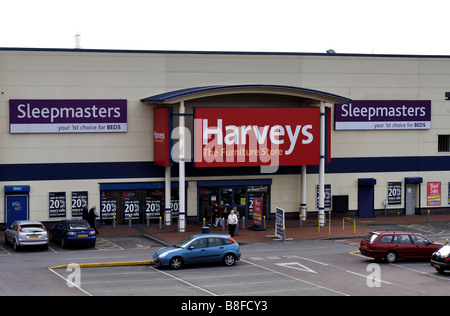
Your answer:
194,107 -> 320,167
153,107 -> 173,167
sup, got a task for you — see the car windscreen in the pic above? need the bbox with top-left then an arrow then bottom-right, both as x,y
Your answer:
68,222 -> 91,230
21,224 -> 45,233
174,236 -> 195,248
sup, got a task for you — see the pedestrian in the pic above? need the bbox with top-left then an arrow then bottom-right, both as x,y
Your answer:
227,210 -> 238,238
82,204 -> 89,221
88,205 -> 98,234
212,202 -> 223,228
233,206 -> 240,236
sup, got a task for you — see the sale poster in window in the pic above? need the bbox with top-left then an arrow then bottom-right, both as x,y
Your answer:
427,182 -> 441,206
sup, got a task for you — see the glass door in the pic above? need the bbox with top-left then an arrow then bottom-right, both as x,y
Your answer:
220,187 -> 247,219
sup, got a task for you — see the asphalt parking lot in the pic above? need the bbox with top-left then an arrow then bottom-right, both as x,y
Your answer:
47,234 -> 450,298
3,217 -> 450,300
51,256 -> 346,296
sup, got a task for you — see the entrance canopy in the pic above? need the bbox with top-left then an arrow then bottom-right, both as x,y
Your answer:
141,84 -> 351,231
140,84 -> 351,105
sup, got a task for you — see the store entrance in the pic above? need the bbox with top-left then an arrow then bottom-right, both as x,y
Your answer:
198,182 -> 270,223
220,187 -> 247,219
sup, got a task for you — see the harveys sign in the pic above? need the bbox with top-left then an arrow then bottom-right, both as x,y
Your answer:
194,107 -> 320,167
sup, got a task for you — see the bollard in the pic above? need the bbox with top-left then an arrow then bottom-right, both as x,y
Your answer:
427,210 -> 430,224
282,227 -> 286,241
128,214 -> 132,228
203,217 -> 206,228
318,218 -> 321,232
342,217 -> 356,234
263,215 -> 266,230
329,220 -> 331,236
299,214 -> 302,227
146,214 -> 150,227
222,217 -> 225,230
113,215 -> 116,229
159,216 -> 163,229
242,216 -> 245,230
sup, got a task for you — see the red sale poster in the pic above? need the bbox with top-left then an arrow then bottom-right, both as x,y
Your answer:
427,182 -> 441,206
253,198 -> 263,226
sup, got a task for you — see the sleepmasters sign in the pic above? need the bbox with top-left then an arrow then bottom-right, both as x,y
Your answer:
10,99 -> 127,133
194,107 -> 320,167
335,100 -> 431,130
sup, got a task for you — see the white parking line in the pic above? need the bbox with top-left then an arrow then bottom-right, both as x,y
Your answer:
241,259 -> 349,296
345,270 -> 391,285
147,265 -> 218,296
48,268 -> 92,296
0,244 -> 11,256
391,263 -> 450,281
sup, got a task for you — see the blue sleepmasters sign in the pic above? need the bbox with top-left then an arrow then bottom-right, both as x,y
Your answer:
335,100 -> 431,130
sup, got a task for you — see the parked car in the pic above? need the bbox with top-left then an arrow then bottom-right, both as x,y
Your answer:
431,244 -> 450,273
359,231 -> 443,263
49,219 -> 96,248
153,234 -> 241,269
4,220 -> 49,251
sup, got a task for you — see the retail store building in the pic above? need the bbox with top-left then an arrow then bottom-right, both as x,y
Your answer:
2,47 -> 450,228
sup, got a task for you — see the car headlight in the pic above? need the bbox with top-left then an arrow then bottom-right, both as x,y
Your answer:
158,252 -> 169,258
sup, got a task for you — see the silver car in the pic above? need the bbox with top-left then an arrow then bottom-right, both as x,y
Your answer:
5,220 -> 49,251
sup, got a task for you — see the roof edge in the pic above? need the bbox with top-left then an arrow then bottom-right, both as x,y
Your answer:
141,84 -> 351,105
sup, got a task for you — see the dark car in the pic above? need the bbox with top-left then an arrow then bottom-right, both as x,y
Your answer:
153,234 -> 241,269
360,231 -> 443,263
431,244 -> 450,273
50,219 -> 96,248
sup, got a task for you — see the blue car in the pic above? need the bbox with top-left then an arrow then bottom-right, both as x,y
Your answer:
153,234 -> 241,269
50,219 -> 96,248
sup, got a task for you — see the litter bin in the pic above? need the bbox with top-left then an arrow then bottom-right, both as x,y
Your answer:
202,226 -> 210,234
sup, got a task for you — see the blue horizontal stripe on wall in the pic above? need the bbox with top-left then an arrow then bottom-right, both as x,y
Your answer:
0,162 -> 164,182
1,156 -> 450,182
307,156 -> 450,174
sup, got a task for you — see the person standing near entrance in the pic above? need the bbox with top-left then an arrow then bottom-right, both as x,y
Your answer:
233,206 -> 240,236
88,206 -> 98,234
227,210 -> 238,238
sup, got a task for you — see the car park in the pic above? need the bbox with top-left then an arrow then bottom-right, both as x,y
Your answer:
359,231 -> 443,263
153,234 -> 241,269
431,244 -> 450,273
4,220 -> 49,251
49,219 -> 96,248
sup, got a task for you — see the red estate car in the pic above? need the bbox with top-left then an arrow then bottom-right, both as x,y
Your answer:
360,231 -> 443,263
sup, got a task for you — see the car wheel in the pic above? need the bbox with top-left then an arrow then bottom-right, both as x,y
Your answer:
385,251 -> 397,263
4,233 -> 9,245
60,237 -> 66,249
223,253 -> 236,266
435,267 -> 446,274
169,257 -> 183,269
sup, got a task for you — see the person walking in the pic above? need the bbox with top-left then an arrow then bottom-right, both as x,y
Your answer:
227,210 -> 238,238
82,204 -> 89,221
213,203 -> 223,228
88,205 -> 98,234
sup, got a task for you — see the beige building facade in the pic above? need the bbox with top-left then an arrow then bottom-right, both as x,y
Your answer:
1,48 -> 450,227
